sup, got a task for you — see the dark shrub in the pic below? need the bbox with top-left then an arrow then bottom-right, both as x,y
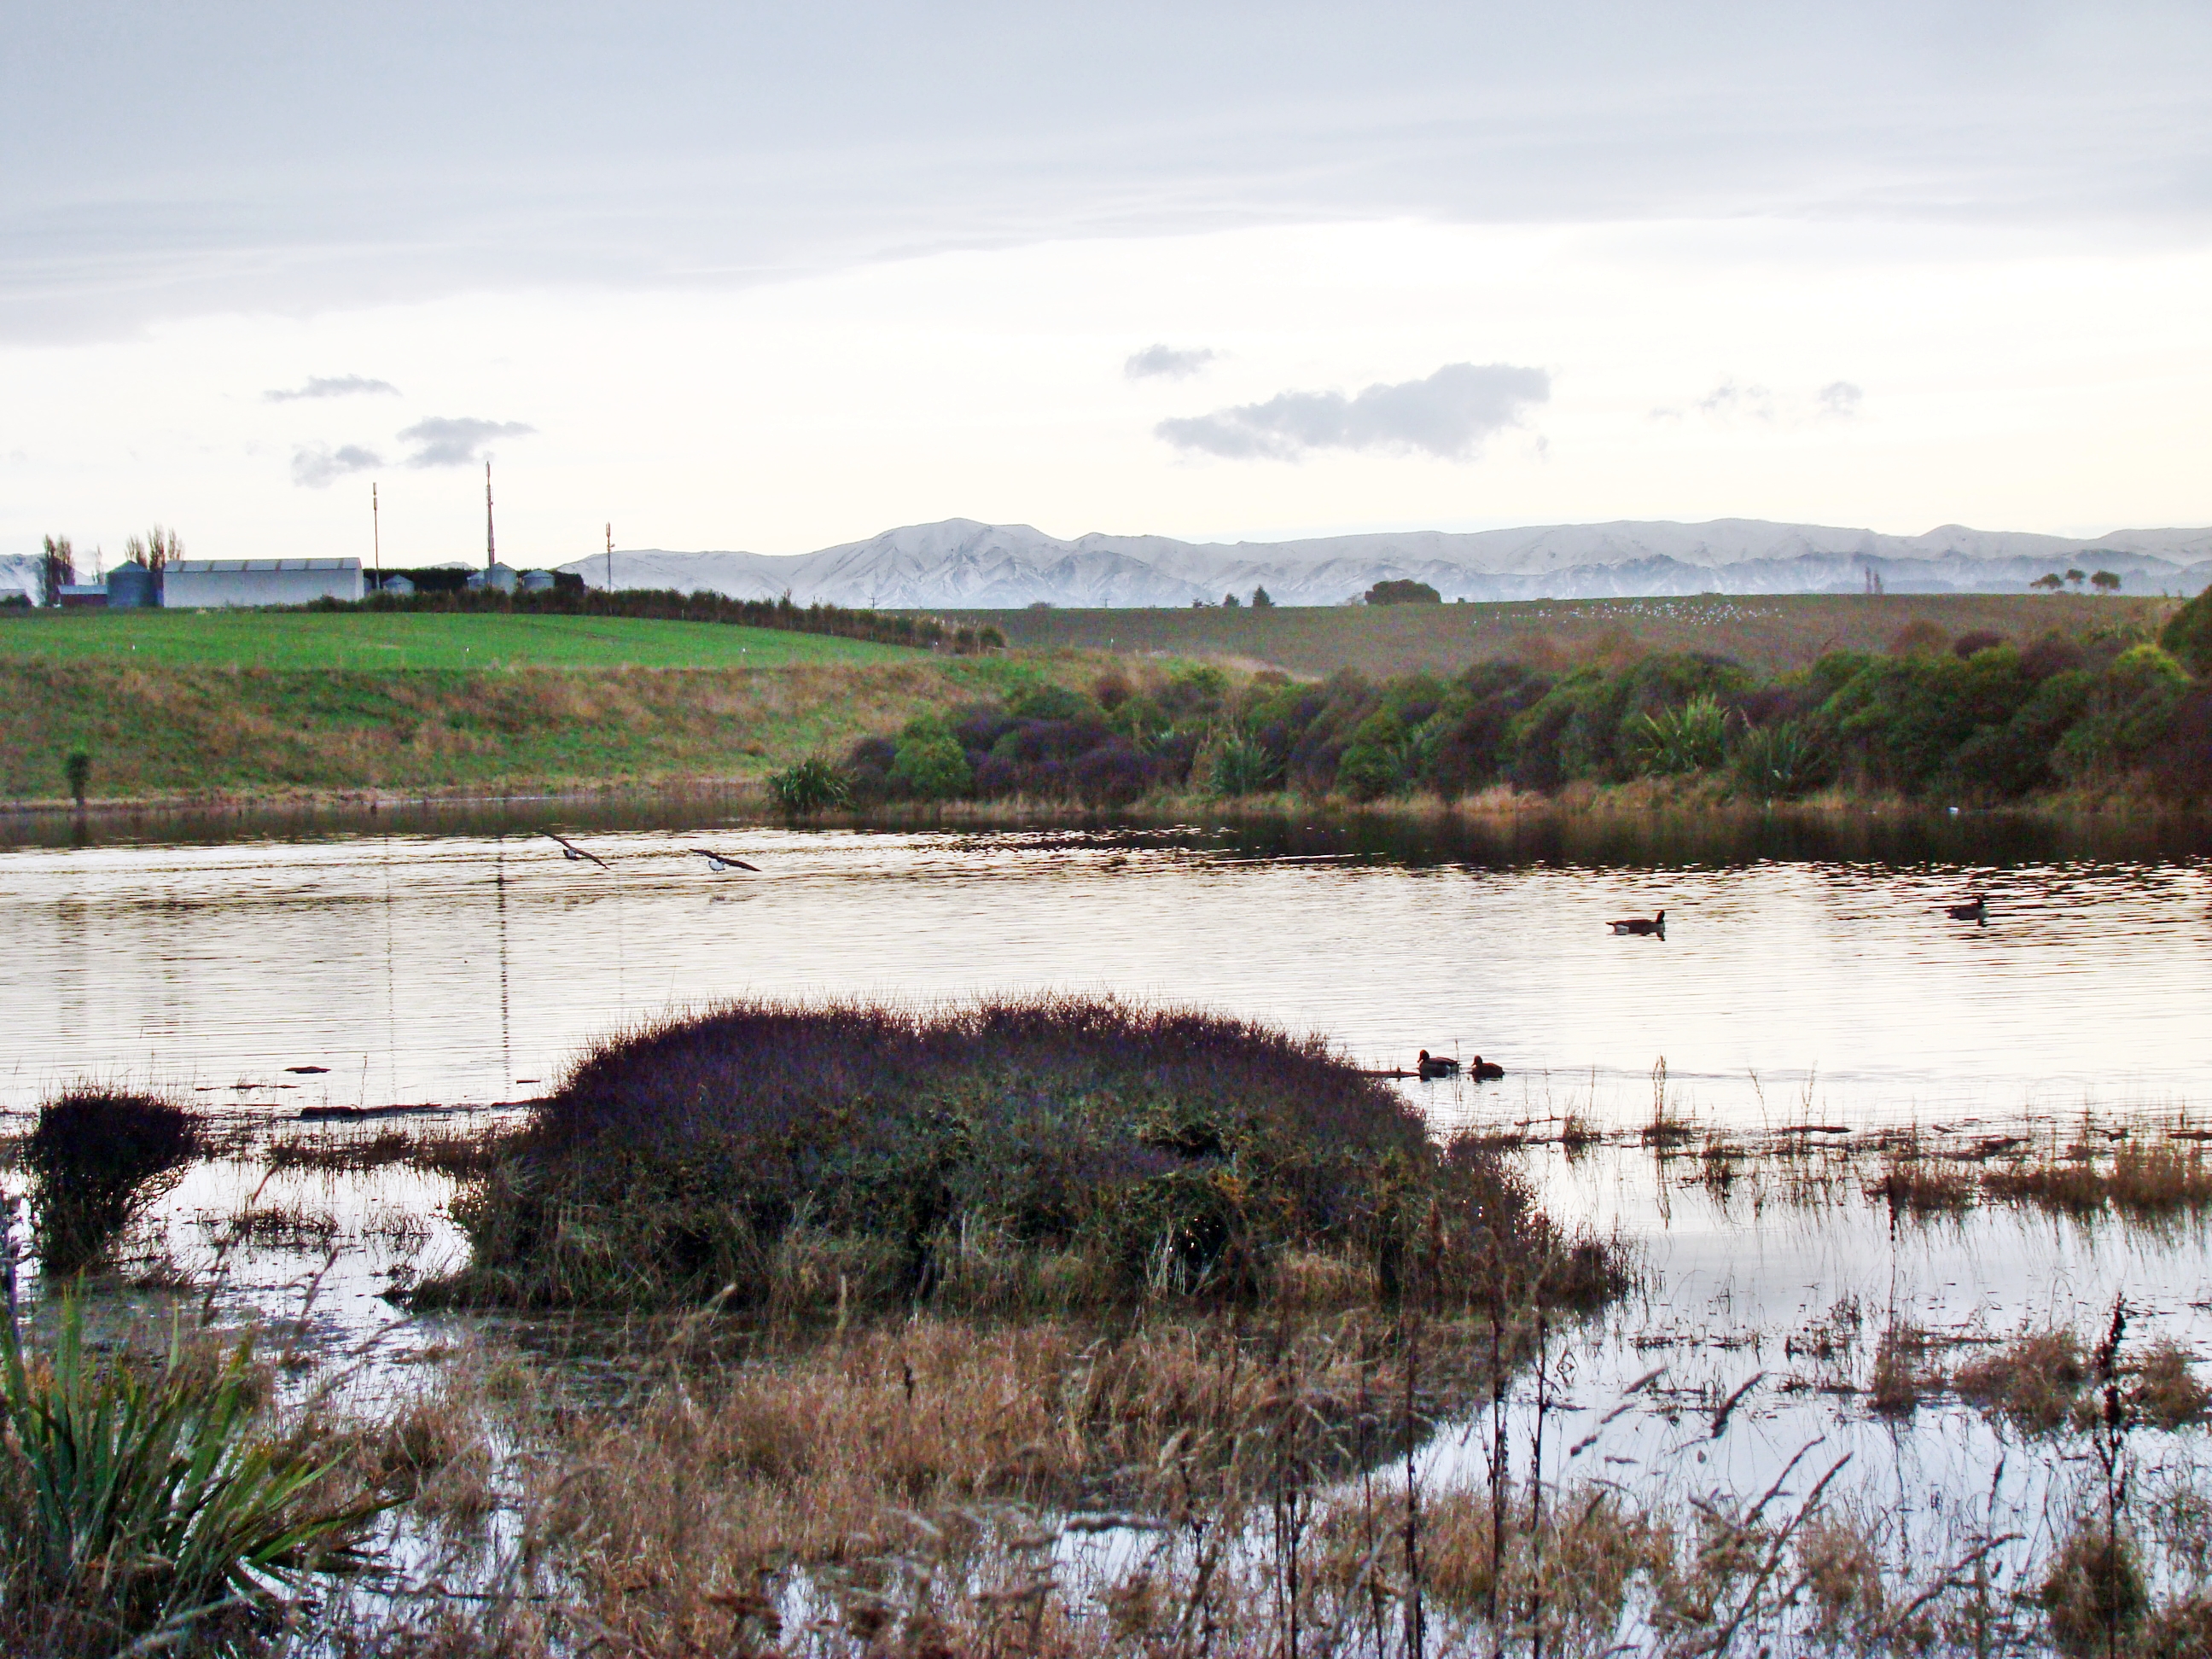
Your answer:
427,997 -> 1617,1318
1365,579 -> 1442,605
2020,632 -> 2087,682
1073,742 -> 1154,806
2162,584 -> 2212,678
952,703 -> 1019,754
1092,667 -> 1134,711
1953,630 -> 2007,658
971,754 -> 1024,798
2145,684 -> 2212,800
24,1090 -> 199,1273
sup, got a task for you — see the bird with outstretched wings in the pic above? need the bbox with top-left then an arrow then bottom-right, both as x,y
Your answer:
690,847 -> 761,872
544,830 -> 608,869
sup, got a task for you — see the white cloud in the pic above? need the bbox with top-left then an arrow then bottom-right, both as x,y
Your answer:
1156,362 -> 1550,462
265,375 -> 399,402
290,443 -> 381,487
1125,344 -> 1216,381
397,416 -> 535,469
1817,381 -> 1864,418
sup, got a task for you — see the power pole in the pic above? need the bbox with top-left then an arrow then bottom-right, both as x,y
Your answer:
485,462 -> 496,568
373,482 -> 381,579
606,522 -> 613,592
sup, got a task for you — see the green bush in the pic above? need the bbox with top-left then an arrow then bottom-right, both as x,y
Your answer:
1625,694 -> 1729,775
2055,643 -> 2191,779
1335,708 -> 1416,800
0,1300 -> 384,1653
890,715 -> 973,800
1731,720 -> 1831,798
765,756 -> 853,816
1210,731 -> 1285,796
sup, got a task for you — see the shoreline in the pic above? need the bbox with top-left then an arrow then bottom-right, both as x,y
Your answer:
4,770 -> 2203,846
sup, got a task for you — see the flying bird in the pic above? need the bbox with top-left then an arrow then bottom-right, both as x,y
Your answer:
690,847 -> 761,873
544,830 -> 608,869
1610,908 -> 1666,936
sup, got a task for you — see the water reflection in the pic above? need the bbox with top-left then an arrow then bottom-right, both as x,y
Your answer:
0,811 -> 2205,1126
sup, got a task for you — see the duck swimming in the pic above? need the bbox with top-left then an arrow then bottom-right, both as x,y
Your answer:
1469,1055 -> 1505,1080
1417,1050 -> 1459,1079
1946,895 -> 1987,923
1610,908 -> 1666,936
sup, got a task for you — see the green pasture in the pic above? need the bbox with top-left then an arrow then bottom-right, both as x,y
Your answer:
0,608 -> 908,671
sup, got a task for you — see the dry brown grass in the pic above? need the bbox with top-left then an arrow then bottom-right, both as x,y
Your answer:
267,1126 -> 498,1179
1868,1155 -> 1976,1218
1870,1322 -> 1942,1416
952,592 -> 2174,679
1983,1141 -> 2212,1220
1954,1330 -> 2090,1435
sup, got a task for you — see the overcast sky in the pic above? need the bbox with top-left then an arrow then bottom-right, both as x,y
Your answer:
4,1 -> 2210,564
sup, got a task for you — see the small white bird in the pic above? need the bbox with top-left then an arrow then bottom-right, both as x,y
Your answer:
690,847 -> 761,873
544,830 -> 608,870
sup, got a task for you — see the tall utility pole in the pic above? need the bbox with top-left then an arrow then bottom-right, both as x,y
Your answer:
485,462 -> 496,568
372,483 -> 381,579
605,522 -> 614,592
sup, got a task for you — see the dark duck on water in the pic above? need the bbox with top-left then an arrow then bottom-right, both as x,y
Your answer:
1610,908 -> 1666,937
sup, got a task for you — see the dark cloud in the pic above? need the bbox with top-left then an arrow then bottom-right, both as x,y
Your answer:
1125,344 -> 1216,381
5,7 -> 2209,339
290,444 -> 381,487
265,375 -> 399,402
1155,362 -> 1549,462
398,416 -> 536,469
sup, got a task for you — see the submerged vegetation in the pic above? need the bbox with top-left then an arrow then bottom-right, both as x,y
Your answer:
422,994 -> 1627,1317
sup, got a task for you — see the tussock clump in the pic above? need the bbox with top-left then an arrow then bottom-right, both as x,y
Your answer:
2130,1339 -> 2212,1430
1870,1323 -> 1941,1416
20,1088 -> 199,1274
1868,1155 -> 1975,1218
422,994 -> 1626,1318
1955,1330 -> 2089,1435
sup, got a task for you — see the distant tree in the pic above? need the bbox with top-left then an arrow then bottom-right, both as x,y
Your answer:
124,526 -> 183,571
1222,591 -> 1241,608
2031,573 -> 2064,592
64,751 -> 90,807
39,535 -> 74,606
2091,569 -> 2122,594
2066,568 -> 2087,591
1251,585 -> 1274,608
1364,579 -> 1443,606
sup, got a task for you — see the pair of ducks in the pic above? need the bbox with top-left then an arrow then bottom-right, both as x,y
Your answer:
1417,1050 -> 1504,1081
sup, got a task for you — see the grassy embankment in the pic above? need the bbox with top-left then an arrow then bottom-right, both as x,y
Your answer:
0,609 -> 1075,807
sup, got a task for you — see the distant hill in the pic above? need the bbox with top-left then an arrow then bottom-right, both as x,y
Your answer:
557,518 -> 2212,608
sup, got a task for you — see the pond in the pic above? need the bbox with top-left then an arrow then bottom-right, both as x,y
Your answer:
5,800 -> 2212,1645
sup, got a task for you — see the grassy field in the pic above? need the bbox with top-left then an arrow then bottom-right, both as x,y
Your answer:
0,656 -> 1056,805
0,608 -> 907,670
946,591 -> 2177,678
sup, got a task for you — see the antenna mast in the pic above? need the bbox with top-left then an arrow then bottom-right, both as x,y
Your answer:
372,482 -> 381,578
605,522 -> 613,592
485,462 -> 495,568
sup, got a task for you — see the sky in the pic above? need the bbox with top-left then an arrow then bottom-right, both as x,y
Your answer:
3,2 -> 2210,568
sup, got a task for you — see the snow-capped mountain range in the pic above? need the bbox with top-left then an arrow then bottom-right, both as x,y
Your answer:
556,518 -> 2212,608
7,518 -> 2206,608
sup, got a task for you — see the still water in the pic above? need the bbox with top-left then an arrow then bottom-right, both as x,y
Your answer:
9,801 -> 2212,1600
3,804 -> 2207,1126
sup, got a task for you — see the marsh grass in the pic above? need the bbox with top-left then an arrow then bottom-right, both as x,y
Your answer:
20,1090 -> 199,1275
422,994 -> 1631,1321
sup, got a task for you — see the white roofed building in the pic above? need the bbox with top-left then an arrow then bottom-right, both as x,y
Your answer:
163,558 -> 364,608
